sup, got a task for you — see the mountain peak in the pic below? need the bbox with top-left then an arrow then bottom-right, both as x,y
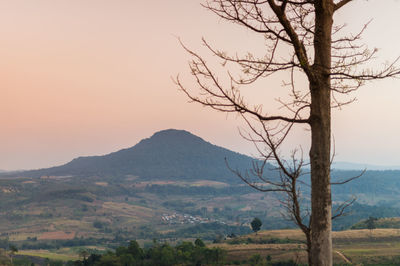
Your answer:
149,129 -> 203,141
152,129 -> 192,136
147,129 -> 202,142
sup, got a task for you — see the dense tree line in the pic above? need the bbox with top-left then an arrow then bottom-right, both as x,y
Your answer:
68,239 -> 225,266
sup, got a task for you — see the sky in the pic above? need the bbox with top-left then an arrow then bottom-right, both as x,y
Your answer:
1,0 -> 400,171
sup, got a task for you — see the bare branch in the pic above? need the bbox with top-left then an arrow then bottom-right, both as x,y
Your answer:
332,197 -> 356,220
175,39 -> 310,124
331,169 -> 365,185
334,0 -> 353,12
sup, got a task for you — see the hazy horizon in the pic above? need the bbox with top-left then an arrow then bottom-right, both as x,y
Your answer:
2,128 -> 400,172
2,1 -> 400,171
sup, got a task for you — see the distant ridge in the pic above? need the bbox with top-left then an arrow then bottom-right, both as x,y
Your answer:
332,161 -> 400,171
8,129 -> 263,183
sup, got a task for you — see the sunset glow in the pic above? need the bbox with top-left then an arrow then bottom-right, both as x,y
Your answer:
1,0 -> 400,170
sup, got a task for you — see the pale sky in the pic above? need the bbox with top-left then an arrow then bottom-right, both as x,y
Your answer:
1,0 -> 400,171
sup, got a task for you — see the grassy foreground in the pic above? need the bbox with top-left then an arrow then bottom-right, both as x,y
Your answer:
6,228 -> 400,265
210,229 -> 400,265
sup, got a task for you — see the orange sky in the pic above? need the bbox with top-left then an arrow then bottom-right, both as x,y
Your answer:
1,0 -> 400,170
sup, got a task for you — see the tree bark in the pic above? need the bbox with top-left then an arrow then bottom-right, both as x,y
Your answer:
309,1 -> 334,265
306,232 -> 312,266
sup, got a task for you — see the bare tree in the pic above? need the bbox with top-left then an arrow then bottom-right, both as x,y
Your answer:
176,1 -> 399,265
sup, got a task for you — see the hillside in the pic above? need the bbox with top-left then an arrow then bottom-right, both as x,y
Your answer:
0,129 -> 281,248
2,129 -> 400,252
351,217 -> 400,230
5,129 -> 400,204
6,129 -> 266,183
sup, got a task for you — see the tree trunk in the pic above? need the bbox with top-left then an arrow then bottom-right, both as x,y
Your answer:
309,1 -> 334,265
306,232 -> 312,266
309,80 -> 332,266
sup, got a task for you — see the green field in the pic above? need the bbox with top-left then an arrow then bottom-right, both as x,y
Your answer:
209,229 -> 400,265
18,249 -> 78,261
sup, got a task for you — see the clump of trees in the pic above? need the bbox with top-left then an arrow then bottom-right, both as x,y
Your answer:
69,239 -> 226,266
251,217 -> 263,235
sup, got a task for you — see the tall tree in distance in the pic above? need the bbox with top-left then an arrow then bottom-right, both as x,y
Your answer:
176,1 -> 399,265
251,217 -> 262,235
366,216 -> 377,234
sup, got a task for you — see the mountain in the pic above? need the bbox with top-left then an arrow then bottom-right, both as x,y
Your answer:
3,129 -> 400,244
332,161 -> 400,171
9,129 -> 264,183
